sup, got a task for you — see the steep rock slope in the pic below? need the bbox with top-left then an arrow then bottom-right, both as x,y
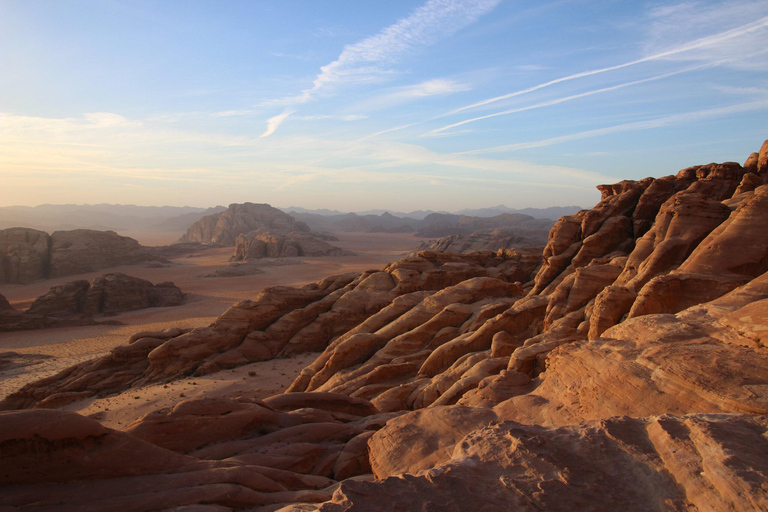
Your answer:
2,141 -> 768,510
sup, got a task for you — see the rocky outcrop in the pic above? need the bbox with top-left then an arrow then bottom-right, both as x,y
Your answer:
2,141 -> 768,511
0,273 -> 183,332
413,229 -> 548,254
180,202 -> 353,260
180,202 -> 312,246
0,400 -> 389,511
0,250 -> 538,408
232,230 -> 354,260
0,228 -> 163,284
311,413 -> 768,512
48,229 -> 162,278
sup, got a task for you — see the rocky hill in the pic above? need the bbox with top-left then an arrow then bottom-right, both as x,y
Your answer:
0,273 -> 184,331
1,140 -> 768,510
0,228 -> 165,284
181,203 -> 313,246
180,202 -> 352,259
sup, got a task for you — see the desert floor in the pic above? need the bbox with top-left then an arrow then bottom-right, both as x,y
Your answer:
0,231 -> 428,427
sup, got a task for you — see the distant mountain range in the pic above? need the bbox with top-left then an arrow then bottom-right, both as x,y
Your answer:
0,203 -> 583,235
0,204 -> 227,232
280,205 -> 582,221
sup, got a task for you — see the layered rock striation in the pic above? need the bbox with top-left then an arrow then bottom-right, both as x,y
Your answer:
3,141 -> 768,510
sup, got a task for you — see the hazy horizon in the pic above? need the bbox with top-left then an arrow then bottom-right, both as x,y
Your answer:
2,0 -> 767,211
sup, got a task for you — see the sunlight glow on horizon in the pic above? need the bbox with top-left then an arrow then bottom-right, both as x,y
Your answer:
1,0 -> 767,211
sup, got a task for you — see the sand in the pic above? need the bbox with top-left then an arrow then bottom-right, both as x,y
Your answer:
0,231 -> 429,420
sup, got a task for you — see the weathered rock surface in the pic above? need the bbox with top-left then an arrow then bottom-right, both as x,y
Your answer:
299,414 -> 768,512
2,141 -> 768,511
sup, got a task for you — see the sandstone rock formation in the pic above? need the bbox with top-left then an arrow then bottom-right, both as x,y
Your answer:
232,230 -> 354,260
0,273 -> 183,332
0,227 -> 50,284
0,228 -> 164,284
2,141 -> 768,511
180,202 -> 353,260
181,202 -> 312,246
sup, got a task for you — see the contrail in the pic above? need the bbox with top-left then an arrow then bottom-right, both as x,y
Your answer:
442,14 -> 768,117
455,99 -> 768,155
424,64 -> 715,136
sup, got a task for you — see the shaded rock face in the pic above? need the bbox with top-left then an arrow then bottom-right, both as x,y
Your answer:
0,273 -> 183,332
3,140 -> 768,511
26,273 -> 184,317
48,229 -> 160,278
232,230 -> 354,260
0,292 -> 13,312
0,227 -> 50,284
0,228 -> 162,284
180,202 -> 311,246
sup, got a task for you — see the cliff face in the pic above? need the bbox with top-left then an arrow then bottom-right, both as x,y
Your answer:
0,228 -> 161,284
2,141 -> 768,511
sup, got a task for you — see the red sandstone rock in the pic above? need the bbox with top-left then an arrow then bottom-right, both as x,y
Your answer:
4,141 -> 768,512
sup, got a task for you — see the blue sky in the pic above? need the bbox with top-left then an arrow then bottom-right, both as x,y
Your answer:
1,0 -> 767,211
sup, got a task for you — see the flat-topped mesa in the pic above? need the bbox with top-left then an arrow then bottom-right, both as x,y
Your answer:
180,202 -> 311,246
0,228 -> 163,284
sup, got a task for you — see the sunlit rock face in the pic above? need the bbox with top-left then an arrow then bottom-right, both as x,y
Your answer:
2,140 -> 768,511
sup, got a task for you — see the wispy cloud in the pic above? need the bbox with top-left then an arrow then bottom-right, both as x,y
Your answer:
259,110 -> 295,138
457,98 -> 768,154
442,13 -> 768,117
274,0 -> 500,106
296,114 -> 367,121
354,78 -> 470,112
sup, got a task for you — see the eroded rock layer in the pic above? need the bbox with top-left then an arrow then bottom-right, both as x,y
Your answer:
2,141 -> 768,511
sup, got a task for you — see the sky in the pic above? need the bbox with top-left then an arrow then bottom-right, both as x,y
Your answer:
1,0 -> 767,212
